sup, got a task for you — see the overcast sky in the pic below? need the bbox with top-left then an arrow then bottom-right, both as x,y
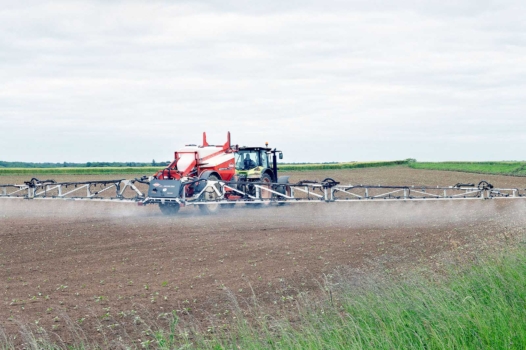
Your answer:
1,0 -> 525,163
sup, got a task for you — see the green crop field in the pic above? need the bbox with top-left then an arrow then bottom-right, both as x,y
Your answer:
409,161 -> 526,177
279,160 -> 410,171
0,161 -> 410,176
2,160 -> 526,177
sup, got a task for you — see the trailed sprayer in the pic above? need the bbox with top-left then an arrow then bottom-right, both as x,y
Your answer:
144,132 -> 290,214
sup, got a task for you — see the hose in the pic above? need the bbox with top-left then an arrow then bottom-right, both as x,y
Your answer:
478,181 -> 494,190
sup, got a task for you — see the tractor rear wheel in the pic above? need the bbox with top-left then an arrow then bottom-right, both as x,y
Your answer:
199,174 -> 222,215
159,203 -> 180,216
249,173 -> 273,208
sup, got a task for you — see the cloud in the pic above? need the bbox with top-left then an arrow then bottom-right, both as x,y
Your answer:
0,0 -> 525,162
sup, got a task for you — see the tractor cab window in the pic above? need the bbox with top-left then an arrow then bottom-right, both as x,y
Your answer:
235,151 -> 259,170
260,150 -> 269,168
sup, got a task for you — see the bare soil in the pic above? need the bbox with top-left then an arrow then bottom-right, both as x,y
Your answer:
1,167 -> 525,345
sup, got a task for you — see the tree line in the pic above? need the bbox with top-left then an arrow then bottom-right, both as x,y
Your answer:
0,160 -> 171,168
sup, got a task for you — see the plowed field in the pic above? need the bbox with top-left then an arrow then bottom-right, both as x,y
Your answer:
1,167 -> 525,345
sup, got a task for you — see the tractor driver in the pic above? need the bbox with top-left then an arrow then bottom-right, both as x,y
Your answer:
243,153 -> 257,170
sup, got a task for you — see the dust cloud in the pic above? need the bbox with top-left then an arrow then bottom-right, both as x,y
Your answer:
1,198 -> 524,233
0,199 -> 156,219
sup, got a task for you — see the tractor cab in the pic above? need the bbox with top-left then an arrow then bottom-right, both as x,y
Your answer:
234,146 -> 283,183
235,147 -> 270,171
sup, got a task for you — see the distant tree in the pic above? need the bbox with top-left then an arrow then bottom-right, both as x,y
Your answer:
152,159 -> 156,166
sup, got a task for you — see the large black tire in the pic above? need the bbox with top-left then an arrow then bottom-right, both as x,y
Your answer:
199,174 -> 222,215
249,173 -> 272,208
159,203 -> 180,216
259,173 -> 273,200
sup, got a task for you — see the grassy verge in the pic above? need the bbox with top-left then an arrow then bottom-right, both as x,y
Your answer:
201,249 -> 526,349
0,161 -> 410,176
3,248 -> 525,349
409,161 -> 526,176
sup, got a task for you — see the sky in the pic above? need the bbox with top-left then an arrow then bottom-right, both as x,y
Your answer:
0,0 -> 525,163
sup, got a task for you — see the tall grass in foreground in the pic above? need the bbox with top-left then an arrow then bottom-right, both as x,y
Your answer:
2,249 -> 525,349
409,161 -> 526,176
202,250 -> 526,350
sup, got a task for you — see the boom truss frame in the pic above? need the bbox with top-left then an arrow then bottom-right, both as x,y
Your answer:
0,179 -> 144,203
3,178 -> 522,206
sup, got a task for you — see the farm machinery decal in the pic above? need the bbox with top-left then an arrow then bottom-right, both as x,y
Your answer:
1,132 -> 525,215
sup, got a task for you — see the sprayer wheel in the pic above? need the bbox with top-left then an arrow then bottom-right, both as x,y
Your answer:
199,175 -> 222,215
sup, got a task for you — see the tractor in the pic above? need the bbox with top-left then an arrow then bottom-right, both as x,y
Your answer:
234,146 -> 289,200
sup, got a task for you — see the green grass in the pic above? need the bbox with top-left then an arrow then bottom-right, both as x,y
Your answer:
0,161 -> 410,176
409,161 -> 526,176
3,248 -> 525,349
2,160 -> 526,178
2,160 -> 526,177
196,249 -> 526,350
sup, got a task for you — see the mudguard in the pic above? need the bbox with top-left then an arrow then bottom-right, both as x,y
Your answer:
278,175 -> 290,184
194,171 -> 220,192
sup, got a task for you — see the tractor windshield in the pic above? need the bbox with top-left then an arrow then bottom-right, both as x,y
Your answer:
260,150 -> 269,168
235,151 -> 259,170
